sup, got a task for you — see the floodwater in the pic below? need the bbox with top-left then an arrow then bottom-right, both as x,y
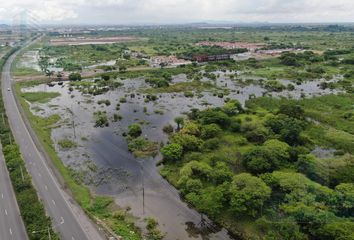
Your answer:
22,72 -> 339,240
16,50 -> 41,71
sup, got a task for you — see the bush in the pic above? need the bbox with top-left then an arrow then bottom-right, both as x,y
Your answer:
58,139 -> 77,150
161,143 -> 183,161
68,72 -> 82,81
201,124 -> 222,139
94,111 -> 109,127
162,124 -> 174,134
128,124 -> 142,138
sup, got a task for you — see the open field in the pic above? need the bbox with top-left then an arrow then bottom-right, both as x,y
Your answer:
50,36 -> 143,46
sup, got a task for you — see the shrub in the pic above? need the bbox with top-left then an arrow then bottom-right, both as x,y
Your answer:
68,72 -> 82,81
128,124 -> 142,138
160,143 -> 183,161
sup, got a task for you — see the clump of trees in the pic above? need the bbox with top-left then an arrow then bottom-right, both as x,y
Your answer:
279,51 -> 324,67
160,98 -> 354,239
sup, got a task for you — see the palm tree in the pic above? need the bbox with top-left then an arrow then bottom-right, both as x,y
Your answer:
174,116 -> 184,131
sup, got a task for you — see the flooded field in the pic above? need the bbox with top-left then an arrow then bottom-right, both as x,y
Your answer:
16,50 -> 41,71
21,73 -> 340,239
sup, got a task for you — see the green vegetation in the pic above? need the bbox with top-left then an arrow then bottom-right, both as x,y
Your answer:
126,124 -> 158,158
145,218 -> 165,240
21,91 -> 60,103
128,137 -> 158,158
13,26 -> 354,240
69,72 -> 82,81
94,111 -> 109,127
161,96 -> 354,239
0,47 -> 59,239
58,138 -> 77,150
128,124 -> 142,138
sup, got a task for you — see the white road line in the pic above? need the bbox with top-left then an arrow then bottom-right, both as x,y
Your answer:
9,228 -> 12,235
52,199 -> 56,206
1,193 -> 3,199
4,209 -> 7,215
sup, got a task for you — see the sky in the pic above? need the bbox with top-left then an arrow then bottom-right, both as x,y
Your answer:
1,0 -> 354,25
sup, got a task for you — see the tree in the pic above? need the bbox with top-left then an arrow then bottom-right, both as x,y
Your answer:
198,110 -> 230,128
222,99 -> 243,116
200,124 -> 221,139
45,70 -> 54,81
265,115 -> 305,146
243,140 -> 290,174
256,217 -> 308,240
174,116 -> 185,131
279,103 -> 305,119
68,72 -> 82,81
172,133 -> 203,152
101,74 -> 110,81
317,221 -> 354,240
335,183 -> 354,217
229,173 -> 271,217
119,65 -> 127,73
160,143 -> 183,161
128,124 -> 142,138
186,186 -> 225,218
38,56 -> 49,73
180,122 -> 200,136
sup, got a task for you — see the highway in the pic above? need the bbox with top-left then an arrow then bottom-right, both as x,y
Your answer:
0,144 -> 28,240
1,45 -> 105,239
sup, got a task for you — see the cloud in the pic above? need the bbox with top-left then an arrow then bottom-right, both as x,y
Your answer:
0,0 -> 353,24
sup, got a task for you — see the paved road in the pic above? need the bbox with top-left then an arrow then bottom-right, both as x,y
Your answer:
1,45 -> 105,239
0,144 -> 28,240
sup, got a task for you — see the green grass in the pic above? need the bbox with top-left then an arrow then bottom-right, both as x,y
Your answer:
12,67 -> 40,76
300,94 -> 354,134
58,139 -> 77,149
145,80 -> 217,94
247,94 -> 354,153
21,91 -> 61,103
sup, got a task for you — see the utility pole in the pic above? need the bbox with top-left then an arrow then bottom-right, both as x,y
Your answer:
71,105 -> 76,139
140,161 -> 145,215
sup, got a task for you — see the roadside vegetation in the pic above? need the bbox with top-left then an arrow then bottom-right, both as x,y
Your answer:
0,47 -> 59,239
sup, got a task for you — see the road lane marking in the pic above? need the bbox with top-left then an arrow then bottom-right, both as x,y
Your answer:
1,193 -> 3,199
9,228 -> 12,235
52,199 -> 56,206
4,209 -> 7,215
